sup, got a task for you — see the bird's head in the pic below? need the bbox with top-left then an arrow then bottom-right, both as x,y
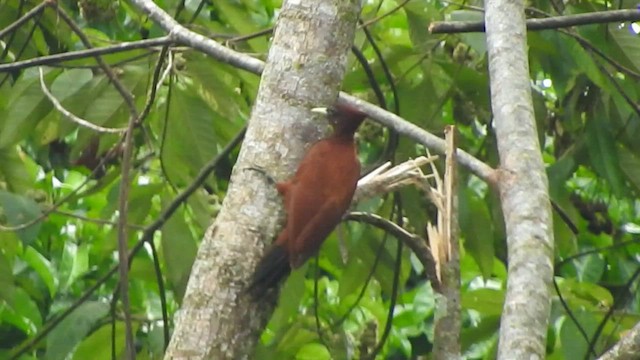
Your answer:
312,103 -> 366,137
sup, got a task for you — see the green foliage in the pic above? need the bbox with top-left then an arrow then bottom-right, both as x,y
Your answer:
0,0 -> 639,358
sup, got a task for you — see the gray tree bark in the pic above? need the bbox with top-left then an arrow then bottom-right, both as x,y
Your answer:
433,127 -> 461,360
163,0 -> 362,359
598,320 -> 640,360
484,0 -> 555,359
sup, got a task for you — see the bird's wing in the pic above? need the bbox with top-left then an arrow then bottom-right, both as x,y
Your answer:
287,196 -> 345,268
283,140 -> 360,268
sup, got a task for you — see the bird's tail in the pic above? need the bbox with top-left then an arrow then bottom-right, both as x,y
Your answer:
246,244 -> 291,299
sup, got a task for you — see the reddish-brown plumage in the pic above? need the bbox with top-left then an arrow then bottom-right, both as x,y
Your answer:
248,104 -> 366,297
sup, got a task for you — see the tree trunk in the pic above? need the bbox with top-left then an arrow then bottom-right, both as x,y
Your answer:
484,0 -> 555,358
163,0 -> 362,359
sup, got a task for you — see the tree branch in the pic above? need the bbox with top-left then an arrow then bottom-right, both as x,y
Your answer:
596,304 -> 640,359
0,0 -> 48,39
429,9 -> 640,34
345,212 -> 441,291
0,37 -> 172,72
433,126 -> 461,359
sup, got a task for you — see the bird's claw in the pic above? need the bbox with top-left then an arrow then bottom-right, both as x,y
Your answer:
244,166 -> 277,185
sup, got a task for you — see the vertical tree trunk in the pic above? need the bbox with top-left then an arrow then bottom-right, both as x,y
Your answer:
484,0 -> 554,358
163,0 -> 362,359
433,127 -> 461,360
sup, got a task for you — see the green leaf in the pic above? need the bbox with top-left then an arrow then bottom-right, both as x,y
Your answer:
0,251 -> 15,303
127,183 -> 163,224
608,23 -> 640,73
459,189 -> 495,278
0,146 -> 35,193
51,69 -> 94,101
547,153 -> 580,256
618,145 -> 640,193
184,54 -> 250,121
339,251 -> 373,299
0,190 -> 42,245
393,305 -> 426,328
439,62 -> 490,108
45,301 -> 109,360
215,0 -> 269,52
557,278 -> 613,310
547,153 -> 577,200
560,311 -> 599,359
60,242 -> 89,292
0,69 -> 54,148
573,253 -> 605,284
161,203 -> 197,302
570,40 -> 606,89
0,287 -> 42,336
34,69 -> 96,144
295,343 -> 331,360
450,10 -> 486,55
23,246 -> 58,298
585,103 -> 625,197
462,288 -> 504,316
404,1 -> 440,52
461,315 -> 499,354
79,71 -> 130,126
532,32 -> 576,98
276,324 -> 318,356
72,322 -> 138,360
161,85 -> 223,187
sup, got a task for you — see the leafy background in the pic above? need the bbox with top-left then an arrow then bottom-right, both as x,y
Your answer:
0,0 -> 639,359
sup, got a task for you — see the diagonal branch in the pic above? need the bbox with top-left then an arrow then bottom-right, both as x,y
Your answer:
0,37 -> 173,72
0,0 -> 48,39
345,211 -> 441,291
128,0 -> 496,185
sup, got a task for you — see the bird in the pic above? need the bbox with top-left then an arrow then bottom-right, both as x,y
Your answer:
247,103 -> 367,297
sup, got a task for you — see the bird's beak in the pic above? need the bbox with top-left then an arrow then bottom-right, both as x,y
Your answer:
311,107 -> 329,115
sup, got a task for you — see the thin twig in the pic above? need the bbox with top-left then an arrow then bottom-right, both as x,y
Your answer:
555,238 -> 640,269
364,195 -> 404,359
115,97 -> 137,360
345,212 -> 441,290
136,46 -> 171,152
52,209 -> 144,229
135,45 -> 172,348
559,29 -> 640,80
0,0 -> 48,39
225,28 -> 273,45
0,4 -> 42,87
358,0 -> 412,28
0,37 -> 173,73
51,4 -> 139,120
38,67 -> 128,133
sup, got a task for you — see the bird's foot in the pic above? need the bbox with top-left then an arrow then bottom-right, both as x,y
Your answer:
244,166 -> 277,185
